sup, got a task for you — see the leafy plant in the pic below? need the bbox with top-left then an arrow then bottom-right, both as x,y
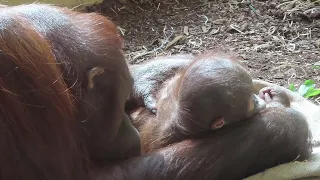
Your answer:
289,79 -> 320,98
312,65 -> 320,69
289,83 -> 296,91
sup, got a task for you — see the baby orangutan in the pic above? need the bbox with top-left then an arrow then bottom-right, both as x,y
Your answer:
128,50 -> 267,152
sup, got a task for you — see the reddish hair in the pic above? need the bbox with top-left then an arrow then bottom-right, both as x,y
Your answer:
0,14 -> 88,180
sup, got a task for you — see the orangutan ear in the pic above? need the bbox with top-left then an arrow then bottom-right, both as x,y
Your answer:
211,117 -> 225,130
86,67 -> 105,90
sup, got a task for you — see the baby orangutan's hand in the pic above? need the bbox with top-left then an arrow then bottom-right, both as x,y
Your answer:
259,87 -> 290,108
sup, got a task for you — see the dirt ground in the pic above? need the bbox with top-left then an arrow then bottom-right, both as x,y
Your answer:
87,0 -> 320,103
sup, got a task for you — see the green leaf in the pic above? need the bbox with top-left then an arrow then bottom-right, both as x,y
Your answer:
313,65 -> 320,69
289,83 -> 296,92
304,87 -> 320,98
298,80 -> 316,96
304,79 -> 315,87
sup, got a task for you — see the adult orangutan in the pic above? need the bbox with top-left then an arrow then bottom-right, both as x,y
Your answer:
0,3 -> 140,180
0,3 -> 312,180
